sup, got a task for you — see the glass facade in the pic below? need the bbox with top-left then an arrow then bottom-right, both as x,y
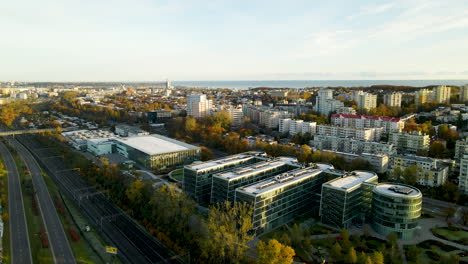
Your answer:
211,163 -> 300,204
371,184 -> 422,239
183,153 -> 267,204
320,172 -> 378,229
115,142 -> 199,169
235,166 -> 332,234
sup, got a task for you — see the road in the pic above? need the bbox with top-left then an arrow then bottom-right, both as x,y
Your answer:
0,141 -> 32,264
17,135 -> 184,264
423,197 -> 466,222
8,137 -> 76,264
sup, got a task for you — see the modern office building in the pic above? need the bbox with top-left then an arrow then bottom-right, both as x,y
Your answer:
114,134 -> 200,169
353,91 -> 377,110
388,131 -> 430,154
331,114 -> 404,133
310,135 -> 394,154
320,171 -> 378,229
390,154 -> 449,187
183,151 -> 268,203
87,138 -> 114,156
235,164 -> 334,233
314,89 -> 344,115
316,125 -> 383,142
187,94 -> 212,118
371,183 -> 422,239
383,92 -> 402,108
211,157 -> 301,203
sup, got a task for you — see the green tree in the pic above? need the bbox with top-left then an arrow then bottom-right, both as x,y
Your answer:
372,251 -> 384,264
429,141 -> 448,158
256,239 -> 295,264
200,201 -> 254,263
330,242 -> 342,261
200,146 -> 214,161
403,165 -> 420,185
347,247 -> 358,263
350,158 -> 371,171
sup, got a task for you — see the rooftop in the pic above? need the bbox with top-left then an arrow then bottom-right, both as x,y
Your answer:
324,171 -> 378,190
238,164 -> 333,195
374,183 -> 422,198
331,113 -> 401,122
185,151 -> 266,171
115,134 -> 198,156
214,157 -> 299,181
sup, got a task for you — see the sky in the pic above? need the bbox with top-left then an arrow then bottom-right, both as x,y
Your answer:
2,0 -> 468,81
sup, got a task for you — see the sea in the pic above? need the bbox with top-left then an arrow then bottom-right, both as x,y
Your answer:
174,80 -> 468,90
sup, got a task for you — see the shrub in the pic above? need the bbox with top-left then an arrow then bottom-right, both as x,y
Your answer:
68,227 -> 80,242
40,230 -> 49,248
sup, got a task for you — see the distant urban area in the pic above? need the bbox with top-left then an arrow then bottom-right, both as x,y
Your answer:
1,80 -> 468,264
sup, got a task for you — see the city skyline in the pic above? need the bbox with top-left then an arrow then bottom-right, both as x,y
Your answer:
2,0 -> 468,81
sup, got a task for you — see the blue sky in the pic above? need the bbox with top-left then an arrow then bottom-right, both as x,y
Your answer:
2,0 -> 468,81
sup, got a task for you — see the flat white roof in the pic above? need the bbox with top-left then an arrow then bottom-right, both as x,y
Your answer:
115,134 -> 198,156
238,164 -> 333,195
325,171 -> 377,190
374,183 -> 421,198
185,151 -> 266,171
214,157 -> 298,181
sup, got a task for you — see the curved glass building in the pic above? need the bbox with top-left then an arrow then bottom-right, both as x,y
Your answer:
372,183 -> 422,239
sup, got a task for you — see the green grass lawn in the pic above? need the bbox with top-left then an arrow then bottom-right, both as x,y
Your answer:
405,240 -> 468,264
431,227 -> 468,245
170,168 -> 183,182
13,153 -> 53,264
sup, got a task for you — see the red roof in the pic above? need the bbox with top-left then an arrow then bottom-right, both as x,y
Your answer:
331,114 -> 400,122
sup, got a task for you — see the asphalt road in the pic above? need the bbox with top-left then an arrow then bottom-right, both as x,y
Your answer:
423,197 -> 466,222
17,135 -> 184,264
9,137 -> 76,264
0,141 -> 32,264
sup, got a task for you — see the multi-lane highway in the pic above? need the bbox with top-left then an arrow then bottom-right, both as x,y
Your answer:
9,137 -> 76,264
17,135 -> 184,263
0,141 -> 32,264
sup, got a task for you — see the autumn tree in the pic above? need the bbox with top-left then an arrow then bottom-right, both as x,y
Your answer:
372,251 -> 384,264
256,239 -> 295,264
200,201 -> 254,263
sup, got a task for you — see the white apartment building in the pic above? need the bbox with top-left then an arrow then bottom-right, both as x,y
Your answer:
460,153 -> 468,194
187,94 -> 212,118
322,150 -> 389,173
388,131 -> 430,154
336,107 -> 357,115
460,85 -> 468,102
279,118 -> 317,136
314,89 -> 344,115
391,154 -> 448,187
353,91 -> 377,110
435,85 -> 451,104
331,114 -> 404,133
383,93 -> 402,107
316,125 -> 382,142
226,106 -> 244,127
415,86 -> 451,105
310,135 -> 394,154
243,105 -> 293,129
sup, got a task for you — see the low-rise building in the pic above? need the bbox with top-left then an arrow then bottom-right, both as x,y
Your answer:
390,154 -> 449,187
322,150 -> 389,173
115,124 -> 149,137
114,134 -> 200,169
